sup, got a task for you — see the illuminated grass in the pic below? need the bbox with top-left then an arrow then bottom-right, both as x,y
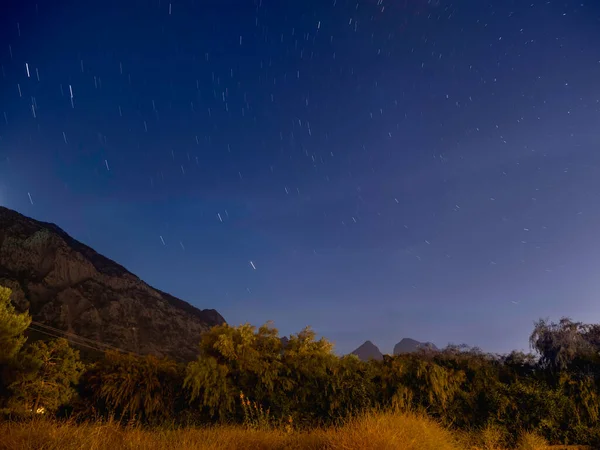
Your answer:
0,410 -> 556,450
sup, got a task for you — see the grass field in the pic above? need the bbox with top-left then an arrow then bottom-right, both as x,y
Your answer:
0,410 -> 576,450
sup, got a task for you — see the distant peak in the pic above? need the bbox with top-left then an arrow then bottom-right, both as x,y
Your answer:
393,338 -> 438,355
350,340 -> 383,361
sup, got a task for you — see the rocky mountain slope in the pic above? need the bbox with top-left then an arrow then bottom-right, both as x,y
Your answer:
0,206 -> 225,362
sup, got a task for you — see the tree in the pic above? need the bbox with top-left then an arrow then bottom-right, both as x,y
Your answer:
530,318 -> 598,373
326,355 -> 376,421
0,285 -> 32,406
85,350 -> 182,423
500,351 -> 538,381
184,322 -> 283,421
0,286 -> 31,364
9,338 -> 84,414
183,323 -> 341,426
278,326 -> 338,425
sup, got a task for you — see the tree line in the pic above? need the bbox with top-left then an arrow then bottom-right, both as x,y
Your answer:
1,285 -> 600,447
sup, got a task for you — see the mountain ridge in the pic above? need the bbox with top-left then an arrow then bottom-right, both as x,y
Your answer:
0,206 -> 225,362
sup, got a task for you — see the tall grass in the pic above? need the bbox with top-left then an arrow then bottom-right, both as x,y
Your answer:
0,410 -> 559,450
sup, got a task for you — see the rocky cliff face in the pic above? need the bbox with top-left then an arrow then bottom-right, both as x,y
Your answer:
0,206 -> 225,362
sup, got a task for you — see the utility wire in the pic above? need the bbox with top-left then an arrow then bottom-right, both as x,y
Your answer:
28,324 -> 110,353
30,320 -> 129,354
28,321 -> 141,357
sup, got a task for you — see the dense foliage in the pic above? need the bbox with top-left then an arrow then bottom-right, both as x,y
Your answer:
0,286 -> 31,365
8,337 -> 85,414
1,284 -> 600,447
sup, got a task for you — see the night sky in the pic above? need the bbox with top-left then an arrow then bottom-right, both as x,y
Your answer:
1,0 -> 600,356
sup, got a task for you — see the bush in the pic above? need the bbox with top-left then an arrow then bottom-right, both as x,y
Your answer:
3,282 -> 600,447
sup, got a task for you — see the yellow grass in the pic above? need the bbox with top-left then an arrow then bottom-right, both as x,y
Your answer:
0,411 -> 556,450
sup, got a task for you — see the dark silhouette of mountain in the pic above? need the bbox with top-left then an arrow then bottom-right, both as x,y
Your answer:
0,206 -> 225,362
350,338 -> 438,361
393,338 -> 438,355
351,340 -> 383,361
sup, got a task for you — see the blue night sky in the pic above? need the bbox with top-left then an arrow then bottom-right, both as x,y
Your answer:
1,0 -> 600,356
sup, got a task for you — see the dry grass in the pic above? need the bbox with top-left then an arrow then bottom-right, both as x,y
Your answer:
0,411 -> 557,450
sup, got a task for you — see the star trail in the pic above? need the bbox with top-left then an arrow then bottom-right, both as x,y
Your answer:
1,0 -> 600,355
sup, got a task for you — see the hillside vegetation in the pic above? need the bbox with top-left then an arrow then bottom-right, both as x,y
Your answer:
1,285 -> 600,449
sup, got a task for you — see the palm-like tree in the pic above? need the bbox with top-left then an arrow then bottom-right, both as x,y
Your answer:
88,350 -> 181,423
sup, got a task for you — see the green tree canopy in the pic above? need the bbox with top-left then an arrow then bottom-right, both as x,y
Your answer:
184,323 -> 341,425
0,286 -> 31,364
530,317 -> 600,374
184,322 -> 284,420
9,338 -> 84,414
86,350 -> 182,423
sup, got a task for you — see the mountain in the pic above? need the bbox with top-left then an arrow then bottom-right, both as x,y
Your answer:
351,340 -> 383,361
350,338 -> 438,361
0,206 -> 225,362
393,338 -> 438,355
